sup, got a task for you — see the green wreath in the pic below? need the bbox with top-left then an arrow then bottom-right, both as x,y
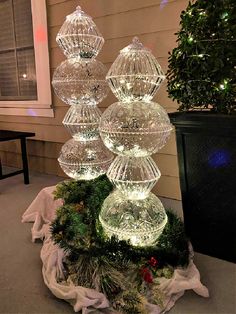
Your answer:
51,175 -> 189,313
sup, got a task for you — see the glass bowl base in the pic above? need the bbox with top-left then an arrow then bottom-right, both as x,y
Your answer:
99,189 -> 168,247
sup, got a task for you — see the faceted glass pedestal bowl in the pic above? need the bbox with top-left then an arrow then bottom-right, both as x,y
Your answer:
63,104 -> 102,141
99,189 -> 168,247
58,138 -> 113,180
107,156 -> 161,200
99,101 -> 173,156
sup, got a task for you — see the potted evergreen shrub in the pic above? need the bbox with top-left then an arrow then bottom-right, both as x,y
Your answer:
167,0 -> 236,262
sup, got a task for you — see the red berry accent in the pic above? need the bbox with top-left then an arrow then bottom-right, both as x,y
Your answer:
143,271 -> 153,283
140,267 -> 153,283
149,257 -> 158,267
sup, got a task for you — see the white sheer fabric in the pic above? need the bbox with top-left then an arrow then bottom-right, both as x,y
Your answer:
22,186 -> 209,313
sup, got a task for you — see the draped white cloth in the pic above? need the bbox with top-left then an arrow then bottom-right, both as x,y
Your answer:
22,186 -> 209,313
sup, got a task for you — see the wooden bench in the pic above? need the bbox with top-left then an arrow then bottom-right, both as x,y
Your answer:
0,130 -> 35,184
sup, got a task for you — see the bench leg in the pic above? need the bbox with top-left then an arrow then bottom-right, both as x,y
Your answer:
21,138 -> 29,184
0,158 -> 2,177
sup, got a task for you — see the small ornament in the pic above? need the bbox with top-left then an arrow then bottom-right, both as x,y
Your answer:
149,257 -> 158,268
74,202 -> 84,213
141,267 -> 153,283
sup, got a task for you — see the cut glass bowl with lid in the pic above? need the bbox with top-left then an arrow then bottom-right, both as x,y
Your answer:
106,37 -> 165,102
56,6 -> 104,58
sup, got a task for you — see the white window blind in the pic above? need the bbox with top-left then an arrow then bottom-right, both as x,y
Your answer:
0,0 -> 52,117
0,0 -> 37,100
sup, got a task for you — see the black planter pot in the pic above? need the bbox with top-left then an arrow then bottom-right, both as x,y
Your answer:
169,112 -> 236,263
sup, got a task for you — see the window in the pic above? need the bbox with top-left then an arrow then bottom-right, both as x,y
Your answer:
0,0 -> 53,117
0,0 -> 37,100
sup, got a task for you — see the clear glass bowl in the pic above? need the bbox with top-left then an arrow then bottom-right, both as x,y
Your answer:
52,58 -> 109,106
99,101 -> 173,156
58,138 -> 113,180
99,189 -> 167,247
63,104 -> 101,141
106,37 -> 165,102
56,6 -> 104,58
107,156 -> 161,200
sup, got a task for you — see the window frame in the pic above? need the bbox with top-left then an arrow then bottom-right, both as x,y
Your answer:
0,0 -> 53,117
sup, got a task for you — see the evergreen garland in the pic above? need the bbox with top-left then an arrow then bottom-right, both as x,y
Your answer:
51,175 -> 190,313
53,175 -> 113,240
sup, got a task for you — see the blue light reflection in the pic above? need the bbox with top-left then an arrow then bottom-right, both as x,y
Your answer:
208,149 -> 231,168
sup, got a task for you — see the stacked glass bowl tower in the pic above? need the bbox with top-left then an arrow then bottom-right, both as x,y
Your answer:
99,37 -> 173,247
52,6 -> 113,180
